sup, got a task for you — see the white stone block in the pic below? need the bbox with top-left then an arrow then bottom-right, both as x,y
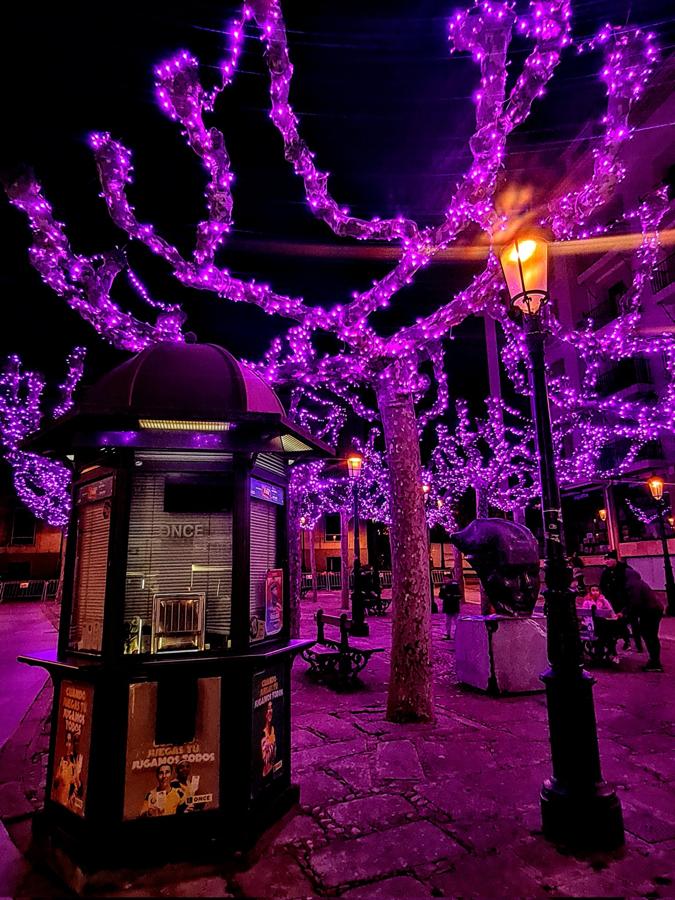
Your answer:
455,614 -> 548,694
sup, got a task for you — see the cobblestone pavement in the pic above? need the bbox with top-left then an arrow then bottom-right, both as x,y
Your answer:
2,596 -> 675,898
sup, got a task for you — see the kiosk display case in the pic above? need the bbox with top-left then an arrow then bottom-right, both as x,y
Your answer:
19,342 -> 332,887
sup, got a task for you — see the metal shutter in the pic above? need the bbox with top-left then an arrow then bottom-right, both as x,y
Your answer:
250,499 -> 278,621
125,472 -> 233,638
256,454 -> 287,478
69,477 -> 113,652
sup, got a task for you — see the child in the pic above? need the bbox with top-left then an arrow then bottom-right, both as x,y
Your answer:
581,585 -> 614,614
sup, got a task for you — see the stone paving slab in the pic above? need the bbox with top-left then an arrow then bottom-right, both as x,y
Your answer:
308,820 -> 464,889
2,597 -> 675,899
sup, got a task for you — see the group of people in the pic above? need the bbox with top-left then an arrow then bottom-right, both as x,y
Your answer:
573,550 -> 665,672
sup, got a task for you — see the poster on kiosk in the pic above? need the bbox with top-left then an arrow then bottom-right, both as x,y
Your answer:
123,677 -> 221,820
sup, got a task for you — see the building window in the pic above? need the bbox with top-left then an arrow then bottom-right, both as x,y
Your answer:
11,509 -> 36,546
324,513 -> 341,542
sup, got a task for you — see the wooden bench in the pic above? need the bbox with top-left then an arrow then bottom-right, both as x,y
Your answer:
301,609 -> 384,687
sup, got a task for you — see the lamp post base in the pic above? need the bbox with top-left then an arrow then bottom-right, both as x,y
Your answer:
541,779 -> 624,851
349,620 -> 369,637
540,667 -> 624,851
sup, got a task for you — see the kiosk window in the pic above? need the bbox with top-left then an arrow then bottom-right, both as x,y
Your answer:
125,472 -> 233,653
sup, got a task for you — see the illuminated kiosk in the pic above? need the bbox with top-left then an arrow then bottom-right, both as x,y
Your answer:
19,341 -> 331,886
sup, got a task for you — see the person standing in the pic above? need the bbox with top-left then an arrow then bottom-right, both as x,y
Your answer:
439,579 -> 461,640
599,551 -> 643,652
602,552 -> 665,671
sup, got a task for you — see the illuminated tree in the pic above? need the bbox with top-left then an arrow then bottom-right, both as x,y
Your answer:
4,0 -> 670,720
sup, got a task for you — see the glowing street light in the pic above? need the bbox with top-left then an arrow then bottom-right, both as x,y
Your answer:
346,452 -> 367,636
647,476 -> 675,615
500,232 -> 623,851
648,476 -> 664,502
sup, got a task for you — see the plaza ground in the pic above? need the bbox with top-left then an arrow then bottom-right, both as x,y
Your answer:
0,595 -> 674,898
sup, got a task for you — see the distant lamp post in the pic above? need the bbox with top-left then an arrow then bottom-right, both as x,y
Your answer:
422,484 -> 436,610
300,515 -> 307,574
648,477 -> 664,502
437,498 -> 446,570
647,476 -> 675,615
347,453 -> 368,636
500,233 -> 624,850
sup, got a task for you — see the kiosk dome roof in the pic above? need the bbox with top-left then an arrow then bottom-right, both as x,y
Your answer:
85,342 -> 285,419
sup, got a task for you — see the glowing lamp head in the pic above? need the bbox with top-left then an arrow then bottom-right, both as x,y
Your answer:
668,516 -> 674,528
499,234 -> 549,316
648,476 -> 664,501
347,454 -> 363,480
422,483 -> 431,497
436,497 -> 444,509
598,508 -> 607,523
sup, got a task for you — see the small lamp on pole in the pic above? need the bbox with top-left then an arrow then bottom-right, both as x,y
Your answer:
647,476 -> 675,615
347,453 -> 368,636
437,498 -> 446,570
300,515 -> 307,575
499,232 -> 623,850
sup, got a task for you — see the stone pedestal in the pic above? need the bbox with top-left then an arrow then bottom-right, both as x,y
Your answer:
455,614 -> 547,694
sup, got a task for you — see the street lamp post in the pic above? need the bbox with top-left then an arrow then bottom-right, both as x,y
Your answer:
437,498 -> 446,570
422,483 -> 436,611
647,477 -> 675,616
347,454 -> 368,636
300,515 -> 307,573
500,234 -> 624,850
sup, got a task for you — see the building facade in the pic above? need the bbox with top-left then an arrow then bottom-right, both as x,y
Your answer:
0,466 -> 63,583
544,54 -> 675,589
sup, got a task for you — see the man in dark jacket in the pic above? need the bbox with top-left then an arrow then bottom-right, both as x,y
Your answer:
600,551 -> 665,671
600,551 -> 642,651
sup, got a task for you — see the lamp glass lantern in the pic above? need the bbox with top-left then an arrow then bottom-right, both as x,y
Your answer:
598,508 -> 607,523
347,454 -> 363,480
648,477 -> 665,502
499,235 -> 549,315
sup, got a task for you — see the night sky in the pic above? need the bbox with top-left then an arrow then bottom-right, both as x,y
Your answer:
2,1 -> 674,414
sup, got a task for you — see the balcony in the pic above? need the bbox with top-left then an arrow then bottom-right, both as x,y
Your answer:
651,251 -> 675,295
599,438 -> 664,472
578,282 -> 628,330
596,358 -> 652,397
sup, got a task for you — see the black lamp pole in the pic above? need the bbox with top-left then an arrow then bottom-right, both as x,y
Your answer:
350,479 -> 368,636
524,313 -> 624,849
655,499 -> 675,616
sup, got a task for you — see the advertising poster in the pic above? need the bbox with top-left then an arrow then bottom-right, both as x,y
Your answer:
264,568 -> 284,637
251,666 -> 286,799
51,681 -> 94,817
123,677 -> 220,820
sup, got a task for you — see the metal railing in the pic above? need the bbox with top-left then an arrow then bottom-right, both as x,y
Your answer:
597,358 -> 652,396
651,251 -> 675,294
0,578 -> 59,603
300,569 -> 460,592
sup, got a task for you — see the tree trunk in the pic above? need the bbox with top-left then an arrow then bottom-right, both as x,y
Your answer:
476,488 -> 489,518
309,526 -> 318,602
288,492 -> 302,638
375,372 -> 433,723
340,508 -> 350,610
452,544 -> 465,602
